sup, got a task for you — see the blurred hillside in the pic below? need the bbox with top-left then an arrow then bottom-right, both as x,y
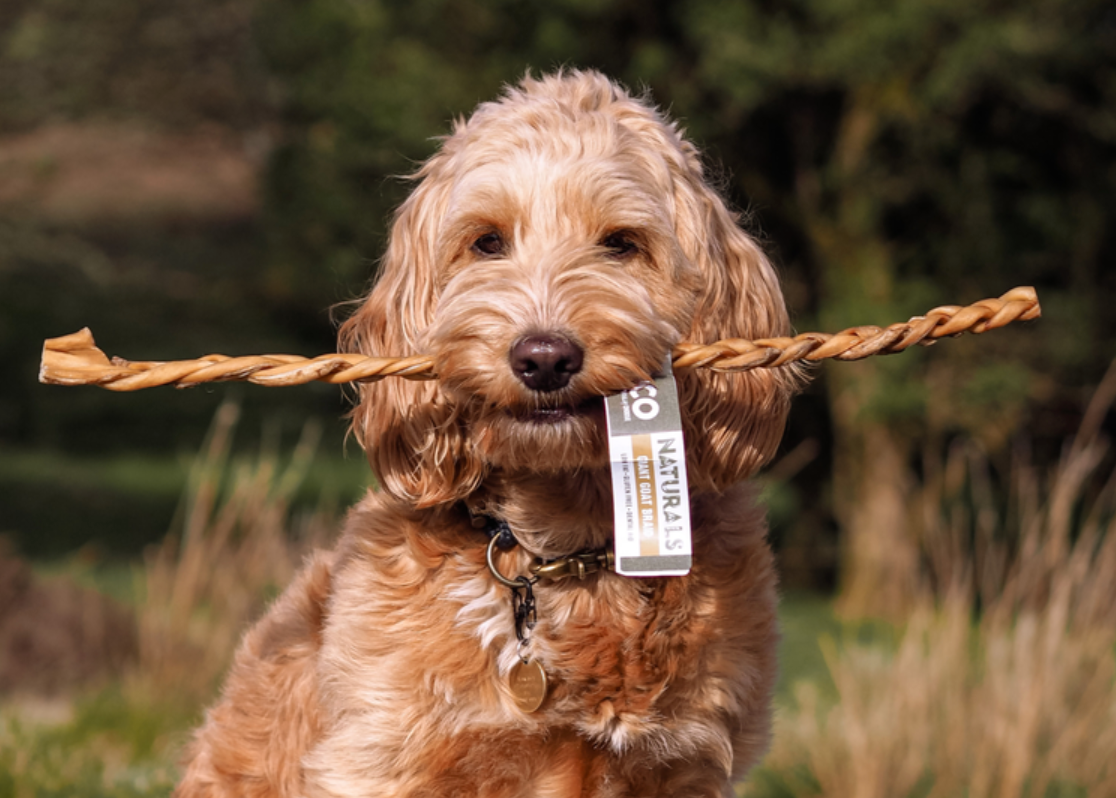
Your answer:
2,0 -> 1114,598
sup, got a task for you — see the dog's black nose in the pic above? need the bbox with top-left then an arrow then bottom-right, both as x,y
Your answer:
509,334 -> 584,392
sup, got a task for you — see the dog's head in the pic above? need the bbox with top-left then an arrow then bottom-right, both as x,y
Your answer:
341,71 -> 800,507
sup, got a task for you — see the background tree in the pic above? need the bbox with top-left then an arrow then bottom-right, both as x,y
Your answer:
2,0 -> 1113,599
670,0 -> 1116,613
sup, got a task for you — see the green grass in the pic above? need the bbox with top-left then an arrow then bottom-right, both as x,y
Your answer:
0,450 -> 195,498
0,447 -> 372,559
0,689 -> 193,798
0,447 -> 373,507
743,593 -> 902,797
775,591 -> 898,705
31,558 -> 141,607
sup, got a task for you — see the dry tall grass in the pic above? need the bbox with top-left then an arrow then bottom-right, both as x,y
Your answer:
0,405 -> 346,797
131,401 -> 339,703
124,383 -> 1116,796
761,363 -> 1116,797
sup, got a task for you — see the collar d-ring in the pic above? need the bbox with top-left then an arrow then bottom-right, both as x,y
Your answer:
486,534 -> 534,589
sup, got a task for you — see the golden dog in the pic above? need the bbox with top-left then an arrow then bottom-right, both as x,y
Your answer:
177,70 -> 799,797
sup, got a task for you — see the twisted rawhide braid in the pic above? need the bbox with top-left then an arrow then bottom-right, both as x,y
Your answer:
39,287 -> 1040,391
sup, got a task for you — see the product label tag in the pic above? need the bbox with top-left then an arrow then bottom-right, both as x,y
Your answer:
604,357 -> 692,577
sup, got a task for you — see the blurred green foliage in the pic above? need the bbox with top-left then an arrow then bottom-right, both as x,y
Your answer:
1,0 -> 1114,579
251,0 -> 705,306
248,0 -> 1116,431
0,0 -> 270,133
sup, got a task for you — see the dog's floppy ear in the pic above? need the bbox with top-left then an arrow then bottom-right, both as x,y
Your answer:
673,174 -> 802,492
339,168 -> 486,507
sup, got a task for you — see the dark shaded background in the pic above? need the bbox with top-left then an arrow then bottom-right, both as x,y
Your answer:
2,0 -> 1113,598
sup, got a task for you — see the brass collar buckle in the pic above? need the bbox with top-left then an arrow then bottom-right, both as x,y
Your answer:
484,531 -> 615,586
529,549 -> 615,581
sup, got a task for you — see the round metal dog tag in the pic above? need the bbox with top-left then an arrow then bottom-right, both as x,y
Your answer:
509,659 -> 548,713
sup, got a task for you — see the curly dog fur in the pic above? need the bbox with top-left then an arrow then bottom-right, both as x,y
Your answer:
176,70 -> 799,798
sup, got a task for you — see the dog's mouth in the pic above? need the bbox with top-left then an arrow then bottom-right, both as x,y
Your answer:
510,395 -> 603,426
522,407 -> 574,425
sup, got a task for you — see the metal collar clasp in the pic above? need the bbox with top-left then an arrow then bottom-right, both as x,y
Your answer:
530,549 -> 614,581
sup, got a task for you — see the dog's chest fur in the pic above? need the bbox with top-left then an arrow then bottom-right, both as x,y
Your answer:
294,488 -> 776,797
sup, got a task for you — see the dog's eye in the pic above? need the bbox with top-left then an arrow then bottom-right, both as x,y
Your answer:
600,232 -> 639,260
471,232 -> 506,258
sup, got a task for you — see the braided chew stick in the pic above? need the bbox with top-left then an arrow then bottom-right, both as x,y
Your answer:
39,287 -> 1040,391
